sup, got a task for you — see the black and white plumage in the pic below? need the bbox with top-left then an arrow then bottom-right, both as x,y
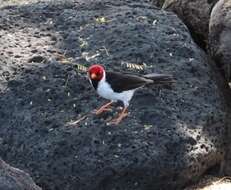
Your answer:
87,64 -> 174,124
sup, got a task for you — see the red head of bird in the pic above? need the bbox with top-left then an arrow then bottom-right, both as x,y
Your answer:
88,64 -> 105,81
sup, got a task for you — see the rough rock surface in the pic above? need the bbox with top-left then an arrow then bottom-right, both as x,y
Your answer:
0,0 -> 228,190
151,0 -> 165,7
209,0 -> 231,82
162,0 -> 218,49
0,158 -> 41,190
208,0 -> 231,175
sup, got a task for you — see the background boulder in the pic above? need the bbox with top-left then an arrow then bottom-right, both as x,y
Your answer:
162,0 -> 218,49
0,158 -> 41,190
208,0 -> 231,82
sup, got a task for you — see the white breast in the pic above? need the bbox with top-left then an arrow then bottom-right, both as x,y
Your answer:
97,75 -> 135,107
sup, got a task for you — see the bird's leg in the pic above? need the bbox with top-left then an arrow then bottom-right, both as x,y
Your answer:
93,100 -> 114,115
109,107 -> 128,125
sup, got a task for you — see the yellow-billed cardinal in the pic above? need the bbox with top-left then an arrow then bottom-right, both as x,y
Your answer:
88,64 -> 174,125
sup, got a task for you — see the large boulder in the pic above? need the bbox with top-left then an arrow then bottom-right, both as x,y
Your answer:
0,0 -> 228,190
162,0 -> 218,48
208,0 -> 231,82
0,158 -> 41,190
209,0 -> 231,174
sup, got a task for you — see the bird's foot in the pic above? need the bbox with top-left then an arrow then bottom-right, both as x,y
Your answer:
92,106 -> 112,115
92,101 -> 114,115
108,108 -> 128,125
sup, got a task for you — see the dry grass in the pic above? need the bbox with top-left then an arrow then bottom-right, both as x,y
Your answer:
185,176 -> 231,190
0,0 -> 39,8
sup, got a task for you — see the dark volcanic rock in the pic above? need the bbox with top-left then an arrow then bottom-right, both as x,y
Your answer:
151,0 -> 165,7
0,158 -> 41,190
208,0 -> 231,82
0,0 -> 228,190
162,0 -> 218,49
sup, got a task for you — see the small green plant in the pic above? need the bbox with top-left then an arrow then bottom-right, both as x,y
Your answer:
95,17 -> 109,24
78,37 -> 88,49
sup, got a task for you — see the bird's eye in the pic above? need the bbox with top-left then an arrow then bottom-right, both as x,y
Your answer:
89,70 -> 103,80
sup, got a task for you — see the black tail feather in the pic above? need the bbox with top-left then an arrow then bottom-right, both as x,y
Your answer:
143,73 -> 175,84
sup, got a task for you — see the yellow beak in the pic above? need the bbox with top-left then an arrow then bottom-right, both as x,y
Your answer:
91,73 -> 97,79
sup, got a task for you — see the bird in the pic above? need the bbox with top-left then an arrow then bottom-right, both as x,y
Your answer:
87,64 -> 174,125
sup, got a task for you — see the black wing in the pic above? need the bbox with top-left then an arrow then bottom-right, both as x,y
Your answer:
106,72 -> 151,93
